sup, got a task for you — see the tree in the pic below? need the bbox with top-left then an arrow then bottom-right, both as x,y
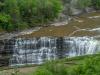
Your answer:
32,0 -> 63,25
0,13 -> 13,31
1,0 -> 63,31
92,0 -> 100,9
4,0 -> 21,30
77,0 -> 92,9
0,0 -> 5,12
17,0 -> 63,26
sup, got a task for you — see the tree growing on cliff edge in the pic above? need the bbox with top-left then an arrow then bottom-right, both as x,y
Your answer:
77,0 -> 92,9
92,0 -> 100,9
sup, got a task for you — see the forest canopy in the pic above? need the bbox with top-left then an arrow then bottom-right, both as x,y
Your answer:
0,0 -> 100,32
0,0 -> 63,31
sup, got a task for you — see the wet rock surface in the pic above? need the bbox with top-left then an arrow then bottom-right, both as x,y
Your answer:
6,37 -> 100,66
0,39 -> 15,67
0,12 -> 100,67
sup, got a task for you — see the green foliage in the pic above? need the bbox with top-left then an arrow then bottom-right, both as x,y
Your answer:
34,68 -> 53,75
0,13 -> 13,31
31,55 -> 100,75
17,0 -> 63,26
92,0 -> 100,9
0,0 -> 63,31
3,0 -> 20,31
0,0 -> 100,32
77,0 -> 92,9
76,0 -> 100,10
18,22 -> 29,30
67,56 -> 100,75
0,1 -> 5,11
0,13 -> 10,22
33,61 -> 67,75
4,0 -> 21,22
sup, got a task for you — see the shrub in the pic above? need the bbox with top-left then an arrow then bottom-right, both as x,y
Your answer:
33,61 -> 67,75
92,0 -> 100,9
32,55 -> 100,75
17,22 -> 29,30
68,56 -> 100,75
0,0 -> 63,31
0,13 -> 12,31
34,68 -> 53,75
77,0 -> 92,9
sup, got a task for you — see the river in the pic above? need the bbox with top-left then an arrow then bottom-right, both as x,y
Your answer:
0,12 -> 100,66
9,36 -> 100,66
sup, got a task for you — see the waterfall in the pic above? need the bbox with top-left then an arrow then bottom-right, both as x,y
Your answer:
10,37 -> 57,66
9,37 -> 100,66
64,37 -> 99,57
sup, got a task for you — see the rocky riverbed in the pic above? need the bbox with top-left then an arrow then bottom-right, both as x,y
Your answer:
0,12 -> 100,39
19,12 -> 100,38
0,27 -> 41,40
0,11 -> 100,70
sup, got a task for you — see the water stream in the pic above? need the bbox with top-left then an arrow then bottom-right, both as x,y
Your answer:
0,12 -> 100,66
9,36 -> 100,66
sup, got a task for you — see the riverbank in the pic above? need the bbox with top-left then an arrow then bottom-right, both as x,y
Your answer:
0,11 -> 100,40
0,27 -> 41,40
20,11 -> 100,38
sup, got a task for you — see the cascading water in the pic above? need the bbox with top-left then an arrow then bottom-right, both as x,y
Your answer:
64,37 -> 100,57
9,37 -> 57,66
9,37 -> 100,66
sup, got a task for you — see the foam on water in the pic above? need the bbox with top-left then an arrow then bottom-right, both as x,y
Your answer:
9,37 -> 100,66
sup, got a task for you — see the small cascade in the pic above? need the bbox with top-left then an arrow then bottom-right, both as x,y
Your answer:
64,37 -> 99,57
10,37 -> 57,66
9,37 -> 100,66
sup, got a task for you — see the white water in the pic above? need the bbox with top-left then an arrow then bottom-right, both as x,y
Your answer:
64,37 -> 99,57
10,37 -> 57,66
9,37 -> 100,66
